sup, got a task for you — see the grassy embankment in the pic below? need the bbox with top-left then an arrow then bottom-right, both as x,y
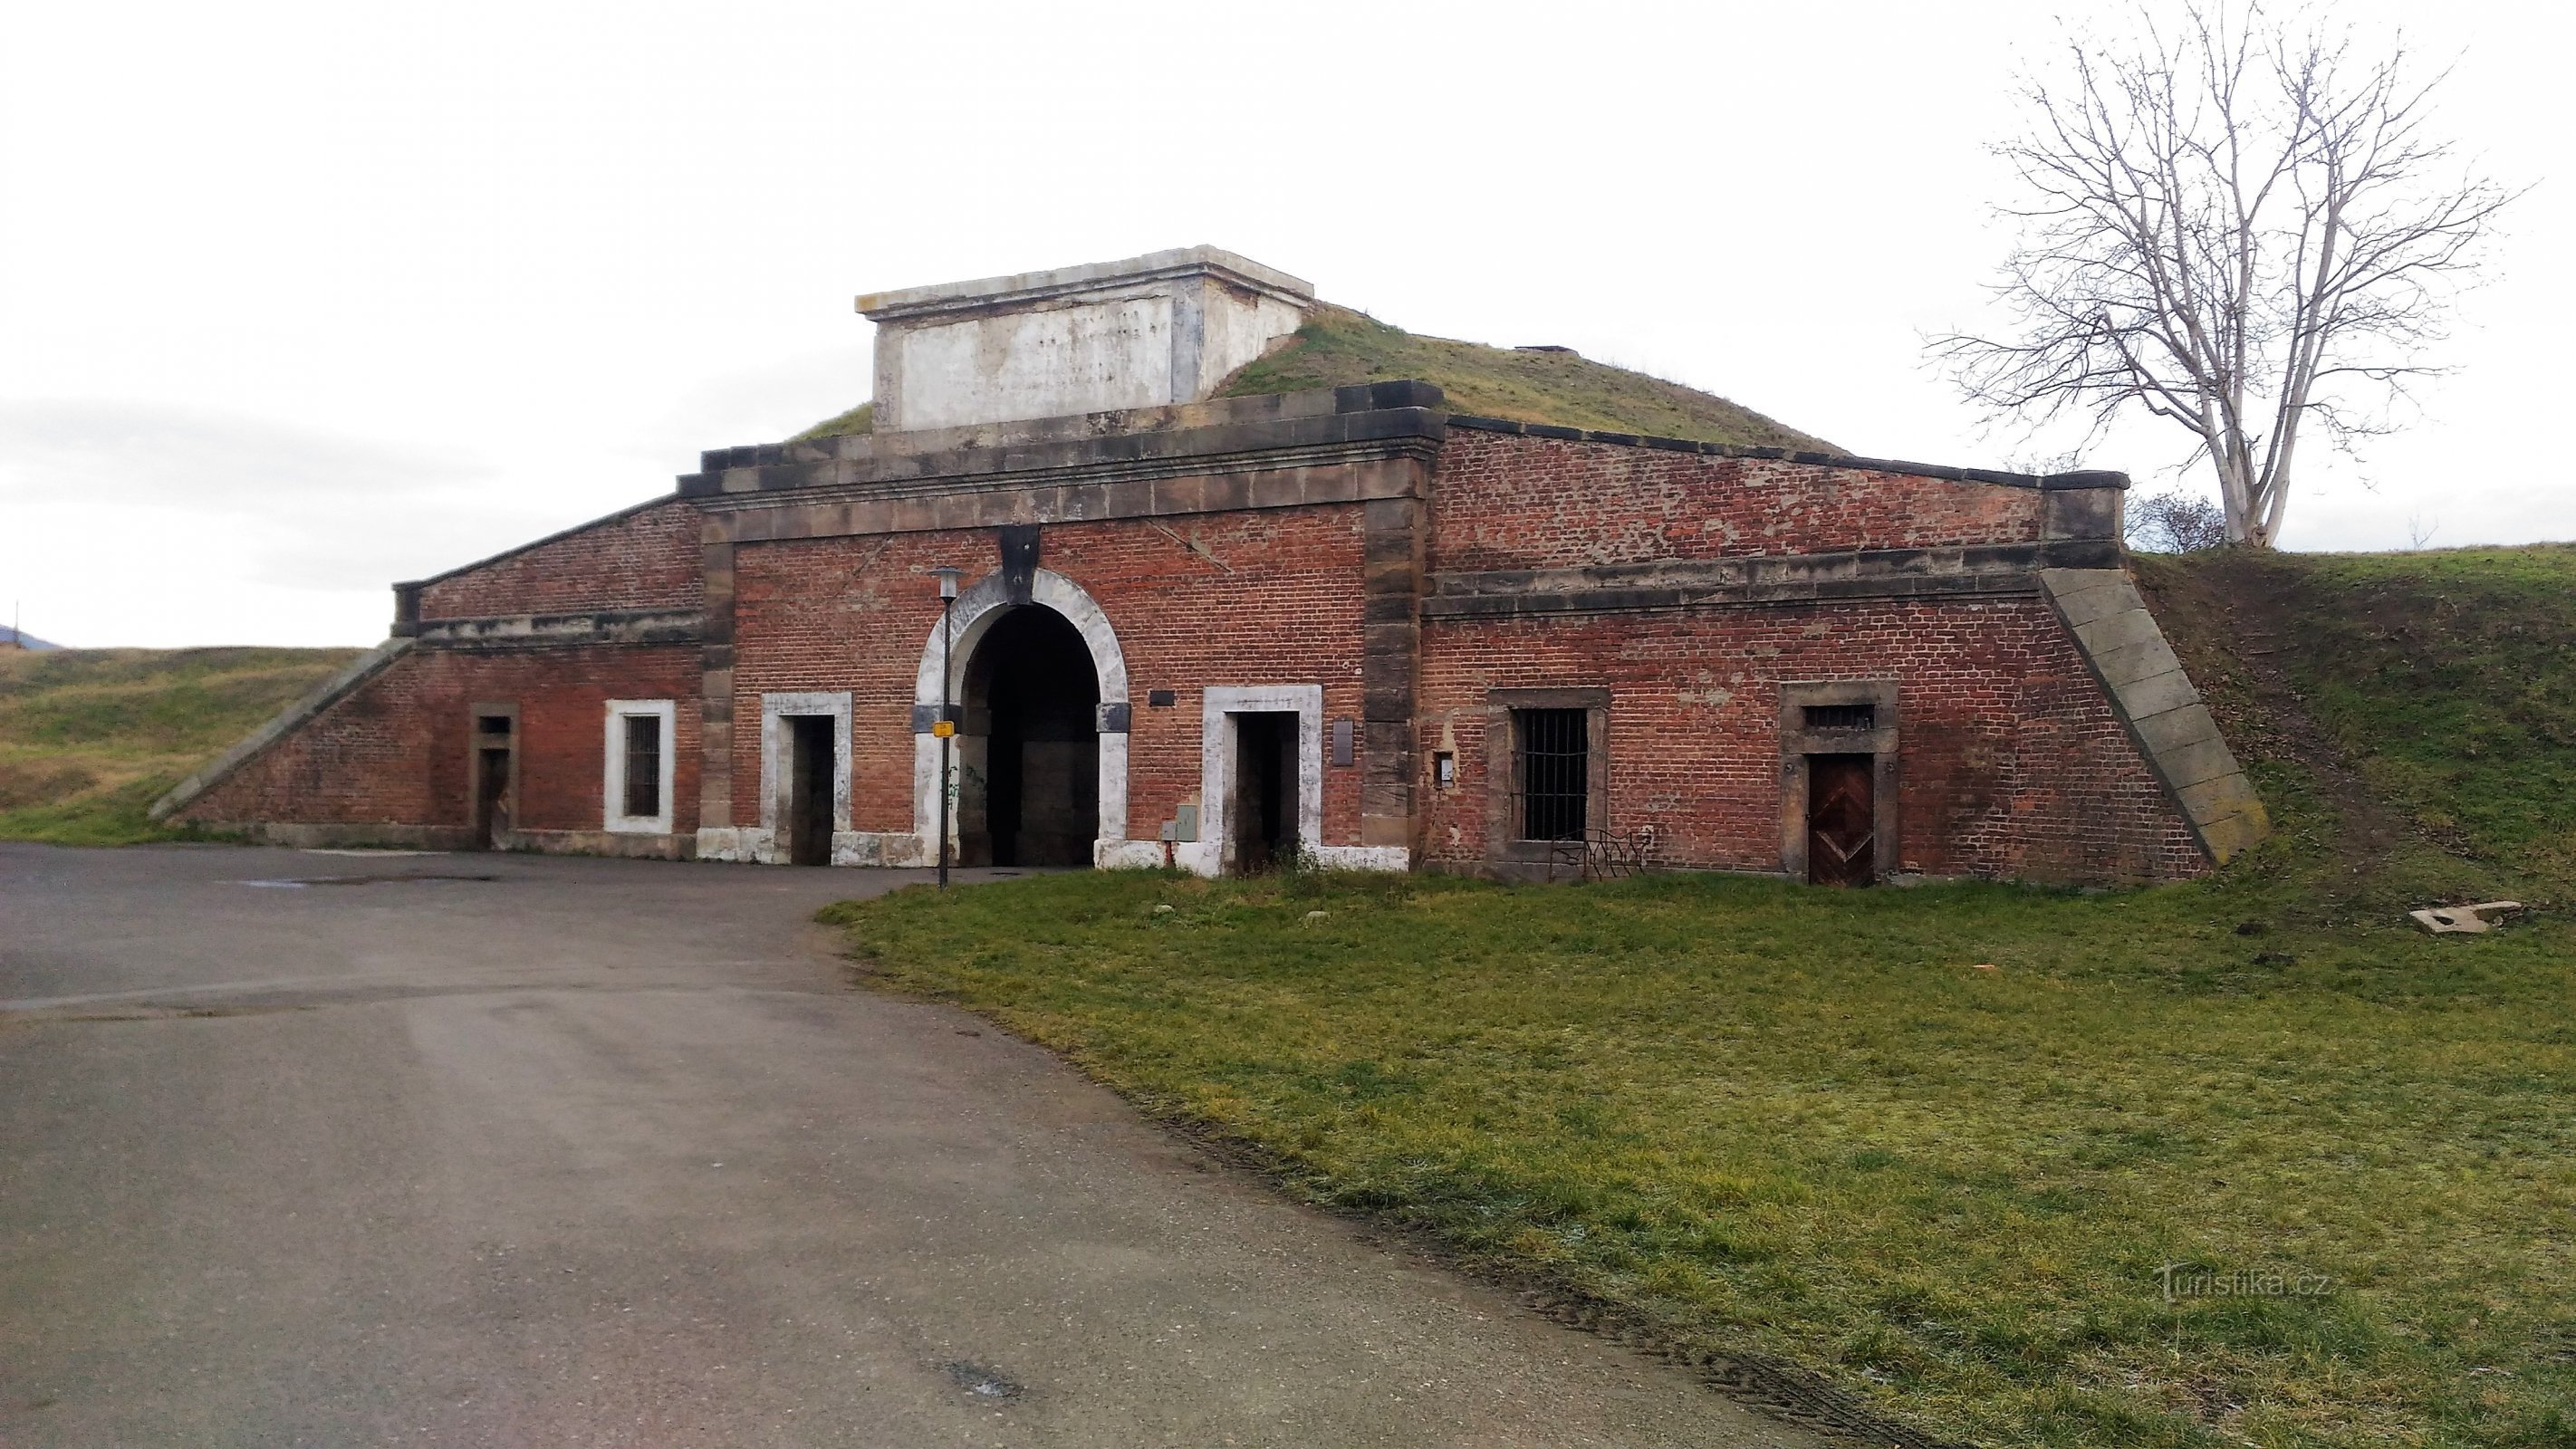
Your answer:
789,304 -> 1835,452
825,546 -> 2576,1449
0,647 -> 360,845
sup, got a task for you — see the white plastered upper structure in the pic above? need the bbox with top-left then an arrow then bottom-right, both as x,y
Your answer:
858,247 -> 1315,433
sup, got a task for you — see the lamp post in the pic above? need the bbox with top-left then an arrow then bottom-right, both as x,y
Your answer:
932,566 -> 966,888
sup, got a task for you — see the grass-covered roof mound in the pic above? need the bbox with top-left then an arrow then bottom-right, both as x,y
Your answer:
1216,305 -> 1835,451
788,400 -> 871,444
786,305 -> 1833,451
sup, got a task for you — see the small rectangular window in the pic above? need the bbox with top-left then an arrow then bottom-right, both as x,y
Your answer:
622,714 -> 663,820
1514,708 -> 1589,841
1802,703 -> 1875,731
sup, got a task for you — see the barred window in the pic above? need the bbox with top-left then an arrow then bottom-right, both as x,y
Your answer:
1802,703 -> 1876,731
1515,708 -> 1589,841
622,714 -> 663,820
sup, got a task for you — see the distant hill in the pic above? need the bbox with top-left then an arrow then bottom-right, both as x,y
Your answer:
3,631 -> 62,651
786,304 -> 1834,452
0,647 -> 365,845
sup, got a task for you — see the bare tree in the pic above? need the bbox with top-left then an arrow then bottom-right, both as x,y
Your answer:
1934,4 -> 2516,546
2128,488 -> 2230,552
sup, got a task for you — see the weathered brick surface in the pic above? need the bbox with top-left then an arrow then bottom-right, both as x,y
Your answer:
1429,430 -> 2044,572
416,499 -> 703,619
724,505 -> 1374,845
190,415 -> 2218,881
177,646 -> 701,835
1418,598 -> 2204,881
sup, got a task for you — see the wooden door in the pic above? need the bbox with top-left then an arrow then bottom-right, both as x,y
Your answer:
1807,753 -> 1875,886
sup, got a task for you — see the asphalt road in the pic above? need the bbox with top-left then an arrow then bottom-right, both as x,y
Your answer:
0,843 -> 1822,1448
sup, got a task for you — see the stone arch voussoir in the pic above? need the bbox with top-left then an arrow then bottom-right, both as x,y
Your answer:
909,568 -> 1133,866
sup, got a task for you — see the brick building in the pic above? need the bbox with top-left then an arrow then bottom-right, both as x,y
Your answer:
158,247 -> 2266,883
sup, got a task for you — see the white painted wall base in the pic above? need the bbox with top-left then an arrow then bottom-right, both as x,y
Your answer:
836,831 -> 928,868
1172,840 -> 1408,876
1096,840 -> 1169,870
699,826 -> 1399,873
699,827 -> 937,868
1310,845 -> 1411,872
695,827 -> 773,863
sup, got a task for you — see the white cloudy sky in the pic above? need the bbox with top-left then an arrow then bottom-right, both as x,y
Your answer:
3,0 -> 2566,647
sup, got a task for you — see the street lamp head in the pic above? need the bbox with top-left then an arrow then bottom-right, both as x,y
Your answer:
931,565 -> 966,600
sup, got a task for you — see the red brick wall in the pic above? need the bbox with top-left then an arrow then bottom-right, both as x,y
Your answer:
194,429 -> 2201,882
1417,597 -> 2206,882
1428,430 -> 2044,572
416,499 -> 703,619
177,645 -> 701,836
725,504 -> 1375,844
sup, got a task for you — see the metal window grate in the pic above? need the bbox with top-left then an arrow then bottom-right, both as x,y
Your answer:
622,714 -> 662,819
1515,708 -> 1589,841
1802,703 -> 1876,731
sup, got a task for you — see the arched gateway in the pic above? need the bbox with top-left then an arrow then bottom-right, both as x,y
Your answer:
909,569 -> 1152,869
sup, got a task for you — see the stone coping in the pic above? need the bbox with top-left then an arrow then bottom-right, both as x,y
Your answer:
1443,416 -> 2130,492
150,638 -> 418,822
857,245 -> 1313,321
687,384 -> 2128,499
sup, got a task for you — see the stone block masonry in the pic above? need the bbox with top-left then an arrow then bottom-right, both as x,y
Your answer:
2039,569 -> 2267,864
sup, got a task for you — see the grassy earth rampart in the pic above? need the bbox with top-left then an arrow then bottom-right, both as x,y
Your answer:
0,647 -> 361,844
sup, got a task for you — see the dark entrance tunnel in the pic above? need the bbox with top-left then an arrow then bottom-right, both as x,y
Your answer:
962,606 -> 1100,868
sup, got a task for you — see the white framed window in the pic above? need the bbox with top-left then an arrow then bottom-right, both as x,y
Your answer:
603,699 -> 677,834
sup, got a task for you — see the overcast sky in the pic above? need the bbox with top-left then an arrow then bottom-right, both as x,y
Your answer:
4,0 -> 2566,648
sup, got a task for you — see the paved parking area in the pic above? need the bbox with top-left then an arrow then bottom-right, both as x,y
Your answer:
0,843 -> 1820,1447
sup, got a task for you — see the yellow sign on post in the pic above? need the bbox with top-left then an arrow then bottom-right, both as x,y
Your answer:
930,720 -> 956,739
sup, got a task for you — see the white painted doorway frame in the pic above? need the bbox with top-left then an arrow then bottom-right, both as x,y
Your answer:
906,568 -> 1133,868
1182,685 -> 1323,878
758,690 -> 852,865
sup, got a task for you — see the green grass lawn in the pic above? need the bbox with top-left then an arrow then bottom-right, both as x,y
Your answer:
0,647 -> 361,844
826,548 -> 2576,1448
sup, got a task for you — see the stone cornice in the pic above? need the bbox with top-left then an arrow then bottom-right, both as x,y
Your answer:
684,389 -> 1444,506
1443,415 -> 2131,493
707,443 -> 1432,545
397,607 -> 705,649
692,396 -> 1447,544
1421,540 -> 2122,619
151,638 -> 418,822
857,246 -> 1313,321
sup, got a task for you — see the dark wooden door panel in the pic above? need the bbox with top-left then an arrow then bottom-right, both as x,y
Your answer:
1807,753 -> 1875,887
